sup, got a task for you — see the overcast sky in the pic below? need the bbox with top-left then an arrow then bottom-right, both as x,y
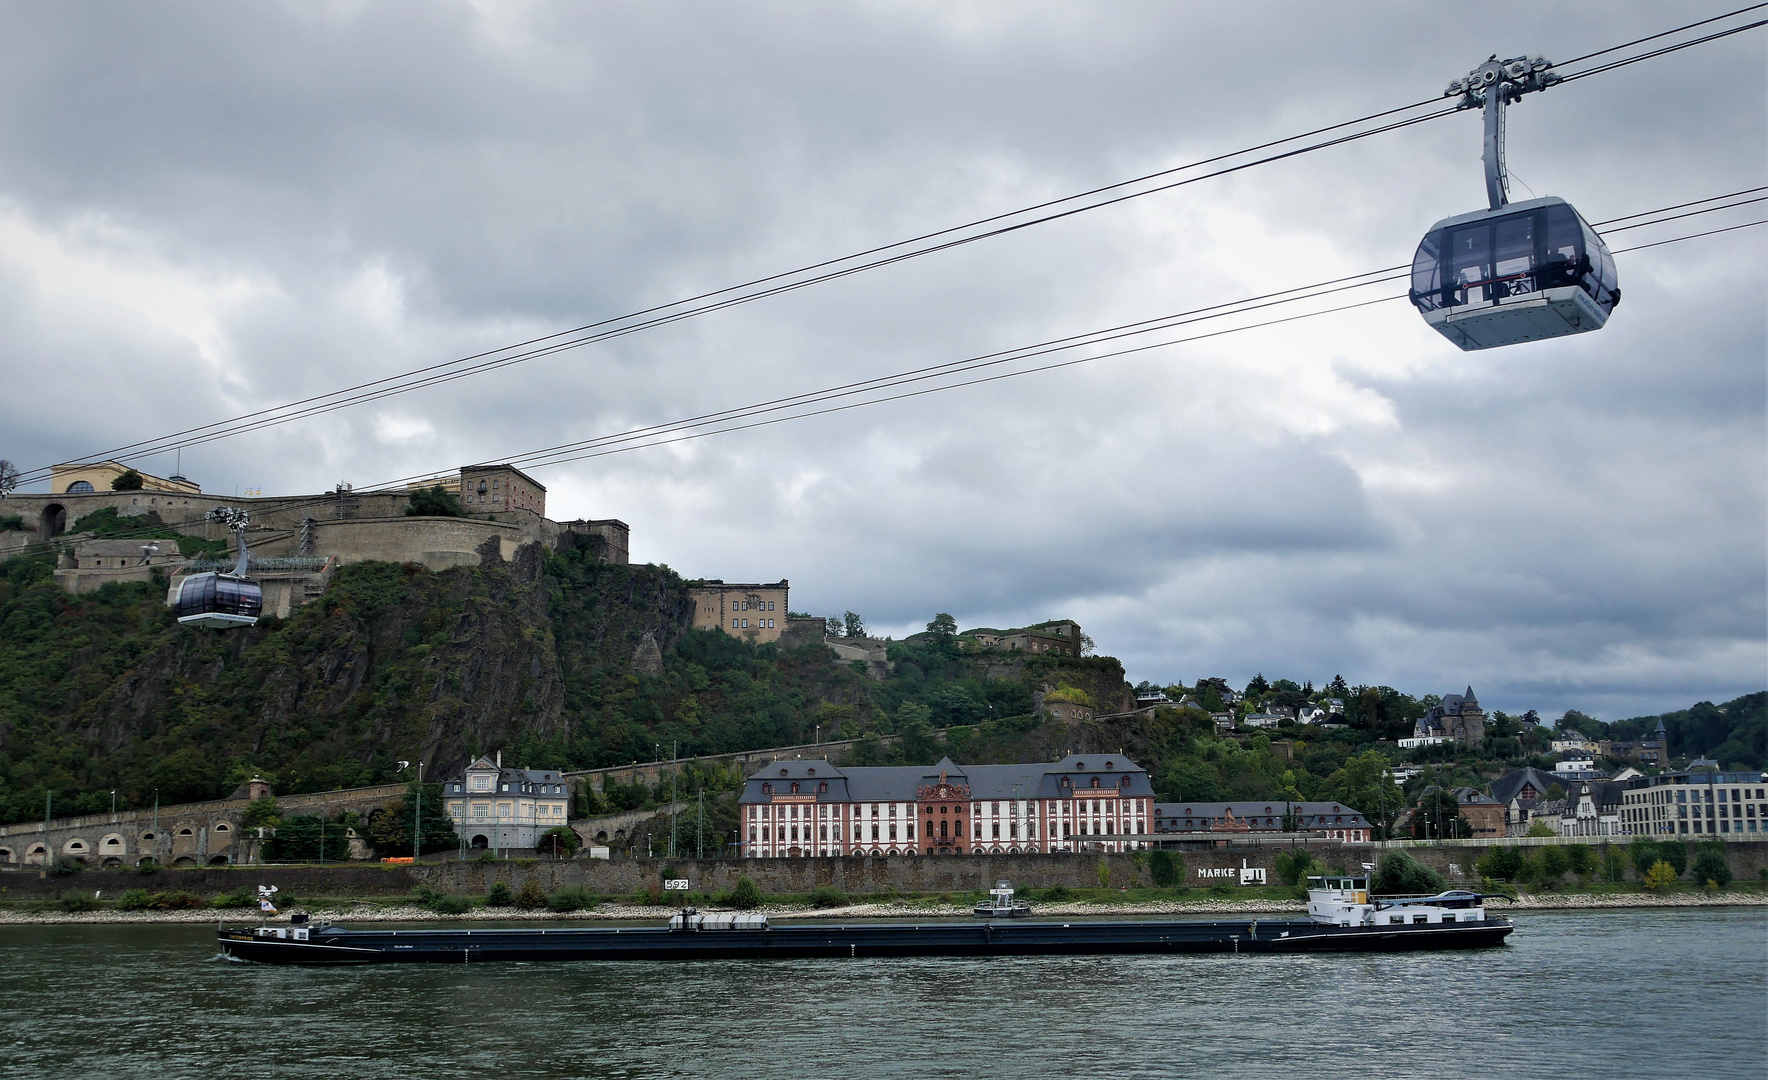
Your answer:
2,2 -> 1762,723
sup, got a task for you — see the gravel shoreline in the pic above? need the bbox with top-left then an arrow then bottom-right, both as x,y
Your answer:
1,890 -> 1761,925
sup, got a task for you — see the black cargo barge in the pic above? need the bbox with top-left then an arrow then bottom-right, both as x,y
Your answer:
217,913 -> 1513,965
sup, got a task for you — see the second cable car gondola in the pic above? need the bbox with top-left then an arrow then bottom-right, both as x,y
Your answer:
173,507 -> 262,629
1410,55 -> 1619,351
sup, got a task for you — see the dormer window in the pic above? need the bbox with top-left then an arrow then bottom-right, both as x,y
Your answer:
762,783 -> 772,794
790,782 -> 800,794
1121,776 -> 1131,787
1090,777 -> 1100,788
818,782 -> 828,794
1105,761 -> 1114,769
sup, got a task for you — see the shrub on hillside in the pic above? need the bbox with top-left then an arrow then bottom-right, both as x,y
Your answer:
116,889 -> 156,911
57,889 -> 99,912
485,882 -> 514,907
430,894 -> 473,915
148,891 -> 205,910
537,826 -> 580,859
726,877 -> 762,910
807,886 -> 847,909
547,885 -> 594,913
1476,846 -> 1523,882
514,879 -> 549,910
1273,850 -> 1317,888
1372,851 -> 1444,895
1150,849 -> 1185,888
1564,844 -> 1596,878
1643,861 -> 1678,890
209,890 -> 253,909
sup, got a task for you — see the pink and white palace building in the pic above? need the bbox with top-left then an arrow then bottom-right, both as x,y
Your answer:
738,754 -> 1156,857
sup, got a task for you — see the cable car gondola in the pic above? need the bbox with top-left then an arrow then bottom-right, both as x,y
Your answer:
1410,55 -> 1619,351
173,507 -> 262,629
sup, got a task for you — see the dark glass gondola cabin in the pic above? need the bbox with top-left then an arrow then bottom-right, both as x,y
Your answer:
1410,196 -> 1618,351
174,572 -> 262,628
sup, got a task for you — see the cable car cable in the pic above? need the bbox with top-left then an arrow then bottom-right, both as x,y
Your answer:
1548,4 -> 1764,69
11,106 -> 1466,483
7,101 -> 1457,486
18,7 -> 1762,484
11,201 -> 1759,556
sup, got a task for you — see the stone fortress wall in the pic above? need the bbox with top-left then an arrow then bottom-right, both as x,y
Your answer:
2,466 -> 631,610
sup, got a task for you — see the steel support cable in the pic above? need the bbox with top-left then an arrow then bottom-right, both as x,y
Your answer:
13,108 -> 1461,483
473,218 -> 1768,472
10,211 -> 1762,554
1589,186 -> 1767,227
12,101 -> 1458,484
1555,18 -> 1767,84
21,13 -> 1764,484
418,193 -> 1768,477
1549,3 -> 1765,68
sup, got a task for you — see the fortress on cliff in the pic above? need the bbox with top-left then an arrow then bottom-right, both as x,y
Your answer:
0,460 -> 629,618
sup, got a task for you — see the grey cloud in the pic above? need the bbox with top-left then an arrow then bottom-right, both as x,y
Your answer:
0,1 -> 1760,721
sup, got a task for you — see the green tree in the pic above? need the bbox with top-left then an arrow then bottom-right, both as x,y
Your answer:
1690,842 -> 1732,887
1643,861 -> 1678,890
1274,849 -> 1320,887
1320,751 -> 1405,837
1564,844 -> 1595,877
1476,846 -> 1523,882
262,815 -> 350,862
842,611 -> 866,638
538,825 -> 580,859
1157,759 -> 1221,802
1535,844 -> 1570,886
110,469 -> 144,491
366,783 -> 457,857
405,485 -> 466,517
727,876 -> 762,909
925,613 -> 957,641
1148,849 -> 1184,888
240,796 -> 281,828
1372,851 -> 1445,895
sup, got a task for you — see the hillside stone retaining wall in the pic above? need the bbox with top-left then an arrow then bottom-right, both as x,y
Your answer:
4,841 -> 1760,901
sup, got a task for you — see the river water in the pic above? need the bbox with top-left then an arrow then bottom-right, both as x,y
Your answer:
0,908 -> 1762,1079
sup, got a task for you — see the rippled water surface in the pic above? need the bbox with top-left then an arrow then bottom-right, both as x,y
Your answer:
1,908 -> 1763,1079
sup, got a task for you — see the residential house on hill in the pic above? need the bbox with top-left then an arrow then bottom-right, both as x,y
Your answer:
1412,687 -> 1487,745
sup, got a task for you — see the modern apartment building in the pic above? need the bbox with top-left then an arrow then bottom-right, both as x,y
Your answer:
1619,770 -> 1767,838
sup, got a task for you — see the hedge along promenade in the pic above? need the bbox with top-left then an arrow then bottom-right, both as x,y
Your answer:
2,841 -> 1763,905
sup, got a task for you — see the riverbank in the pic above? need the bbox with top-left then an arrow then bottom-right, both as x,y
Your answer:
2,888 -> 1762,924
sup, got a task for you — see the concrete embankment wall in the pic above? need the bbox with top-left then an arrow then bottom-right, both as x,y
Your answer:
5,842 -> 1761,901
